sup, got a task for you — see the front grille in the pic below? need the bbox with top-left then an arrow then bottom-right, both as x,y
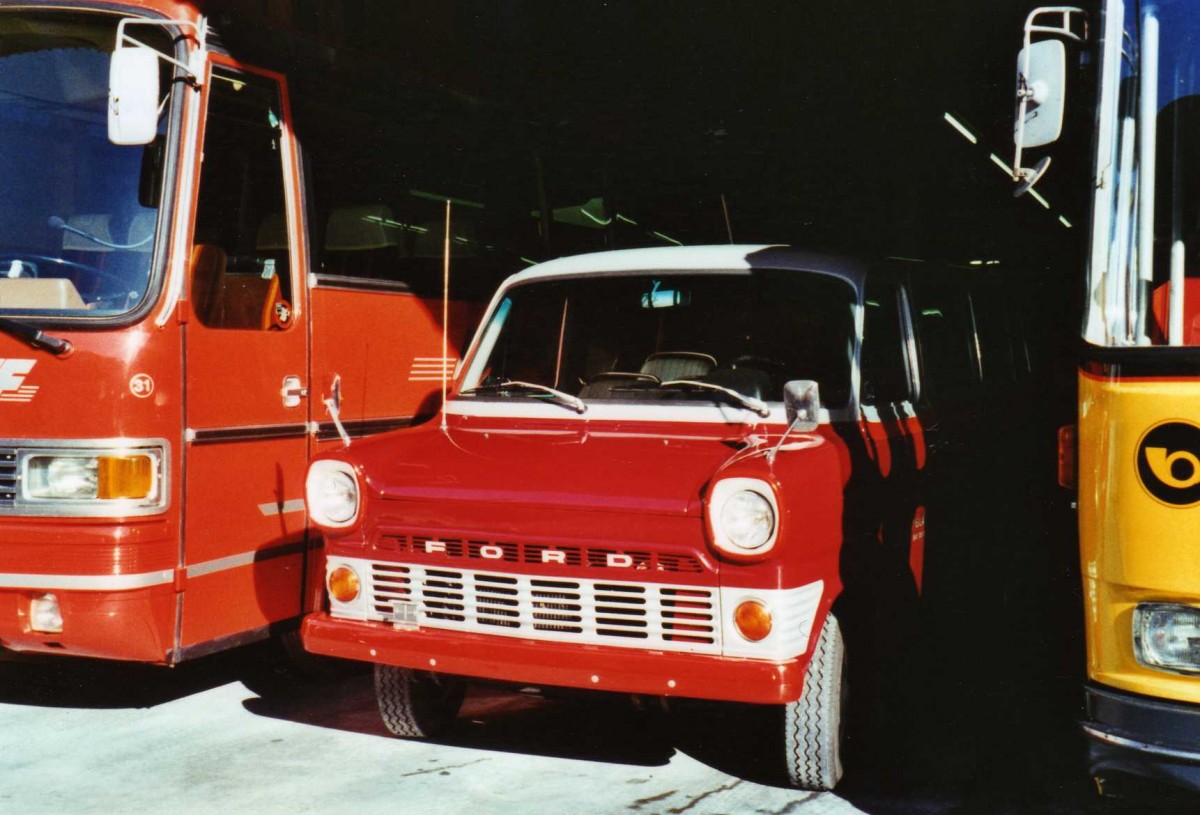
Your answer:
0,447 -> 16,506
364,562 -> 721,655
376,532 -> 707,574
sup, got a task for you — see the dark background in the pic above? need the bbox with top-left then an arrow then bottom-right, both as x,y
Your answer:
203,0 -> 1094,272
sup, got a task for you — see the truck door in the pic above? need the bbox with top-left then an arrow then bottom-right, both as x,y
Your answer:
179,63 -> 309,657
859,276 -> 924,598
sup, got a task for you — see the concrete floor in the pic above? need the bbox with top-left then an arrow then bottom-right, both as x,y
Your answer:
0,644 -> 1194,815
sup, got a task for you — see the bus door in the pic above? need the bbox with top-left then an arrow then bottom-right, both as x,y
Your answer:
179,63 -> 309,657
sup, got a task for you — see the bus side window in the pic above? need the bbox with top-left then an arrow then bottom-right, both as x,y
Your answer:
909,277 -> 979,399
861,280 -> 912,405
191,69 -> 292,330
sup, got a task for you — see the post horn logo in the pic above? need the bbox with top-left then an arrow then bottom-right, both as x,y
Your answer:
1137,420 -> 1200,507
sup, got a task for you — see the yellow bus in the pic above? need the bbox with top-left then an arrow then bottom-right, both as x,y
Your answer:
1022,0 -> 1200,793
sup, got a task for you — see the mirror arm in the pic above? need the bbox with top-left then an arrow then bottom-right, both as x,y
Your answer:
1011,7 -> 1088,190
1024,7 -> 1088,44
767,416 -> 801,466
116,17 -> 208,87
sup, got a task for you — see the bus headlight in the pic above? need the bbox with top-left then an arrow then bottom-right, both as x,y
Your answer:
707,478 -> 779,557
1134,603 -> 1200,674
25,454 -> 156,500
13,442 -> 167,516
306,460 -> 360,529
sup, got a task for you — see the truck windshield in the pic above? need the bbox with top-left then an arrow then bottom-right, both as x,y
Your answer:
461,270 -> 855,408
0,11 -> 171,319
1087,0 -> 1200,347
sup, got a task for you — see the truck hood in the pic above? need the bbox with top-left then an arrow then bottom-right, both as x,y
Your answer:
352,422 -> 758,517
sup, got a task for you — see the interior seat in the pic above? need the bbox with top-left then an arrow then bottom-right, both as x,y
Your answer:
578,372 -> 659,400
190,243 -> 281,330
1151,279 -> 1200,344
639,351 -> 717,381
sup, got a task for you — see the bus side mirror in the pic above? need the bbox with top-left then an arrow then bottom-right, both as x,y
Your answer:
1016,39 -> 1067,149
108,46 -> 160,145
1009,6 -> 1087,195
783,380 -> 820,432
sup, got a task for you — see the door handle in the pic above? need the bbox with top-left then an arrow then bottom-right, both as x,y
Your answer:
281,375 -> 308,408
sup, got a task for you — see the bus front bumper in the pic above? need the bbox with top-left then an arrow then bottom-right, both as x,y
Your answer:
1084,683 -> 1200,792
302,612 -> 806,705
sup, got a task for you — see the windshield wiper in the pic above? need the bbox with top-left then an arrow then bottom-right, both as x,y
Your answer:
460,380 -> 587,414
660,379 -> 770,417
0,316 -> 72,356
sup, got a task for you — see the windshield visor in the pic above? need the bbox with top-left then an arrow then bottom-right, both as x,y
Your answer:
460,270 -> 856,410
0,11 -> 172,318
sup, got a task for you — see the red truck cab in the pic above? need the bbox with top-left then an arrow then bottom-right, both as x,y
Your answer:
302,244 -> 1028,790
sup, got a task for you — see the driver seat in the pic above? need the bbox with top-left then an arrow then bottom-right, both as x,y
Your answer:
639,351 -> 717,381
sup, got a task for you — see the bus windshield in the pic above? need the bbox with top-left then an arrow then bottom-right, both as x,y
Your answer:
0,11 -> 171,319
460,271 -> 856,409
1088,0 -> 1200,348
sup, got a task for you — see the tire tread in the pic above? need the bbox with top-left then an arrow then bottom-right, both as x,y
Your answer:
783,614 -> 846,790
375,665 -> 464,738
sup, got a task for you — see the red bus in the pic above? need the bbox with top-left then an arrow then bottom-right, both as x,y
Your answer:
0,1 -> 522,663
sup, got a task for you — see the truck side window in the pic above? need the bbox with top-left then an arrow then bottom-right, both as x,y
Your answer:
968,289 -> 1017,386
191,69 -> 292,330
861,281 -> 911,404
910,279 -> 979,398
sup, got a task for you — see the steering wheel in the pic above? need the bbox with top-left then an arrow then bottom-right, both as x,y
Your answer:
0,253 -> 131,290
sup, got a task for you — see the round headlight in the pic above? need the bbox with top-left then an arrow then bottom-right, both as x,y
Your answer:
306,461 -> 360,528
707,478 -> 779,557
721,490 -> 775,550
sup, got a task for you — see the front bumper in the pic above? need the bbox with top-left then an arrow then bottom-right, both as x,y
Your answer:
303,612 -> 807,704
1084,683 -> 1200,792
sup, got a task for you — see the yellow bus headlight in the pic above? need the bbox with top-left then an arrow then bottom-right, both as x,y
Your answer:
1134,603 -> 1200,674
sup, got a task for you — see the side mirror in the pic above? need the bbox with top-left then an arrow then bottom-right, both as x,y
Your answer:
1009,6 -> 1087,195
108,46 -> 160,145
783,380 -> 820,432
1015,39 -> 1067,150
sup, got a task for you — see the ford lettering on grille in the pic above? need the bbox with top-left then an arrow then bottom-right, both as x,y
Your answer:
374,532 -> 708,575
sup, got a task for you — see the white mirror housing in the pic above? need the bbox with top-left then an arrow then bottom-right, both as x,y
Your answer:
1015,39 -> 1067,149
108,45 -> 160,145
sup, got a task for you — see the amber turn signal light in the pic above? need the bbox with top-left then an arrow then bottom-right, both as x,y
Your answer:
734,600 -> 772,642
97,455 -> 155,500
327,565 -> 360,603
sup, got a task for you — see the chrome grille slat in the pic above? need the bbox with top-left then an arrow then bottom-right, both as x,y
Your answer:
366,562 -> 719,654
0,448 -> 16,506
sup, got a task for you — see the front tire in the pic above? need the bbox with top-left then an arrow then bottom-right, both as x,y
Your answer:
375,665 -> 466,738
782,613 -> 847,790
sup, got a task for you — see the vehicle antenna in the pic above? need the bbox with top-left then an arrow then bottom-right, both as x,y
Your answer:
720,194 -> 733,244
441,199 -> 452,433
